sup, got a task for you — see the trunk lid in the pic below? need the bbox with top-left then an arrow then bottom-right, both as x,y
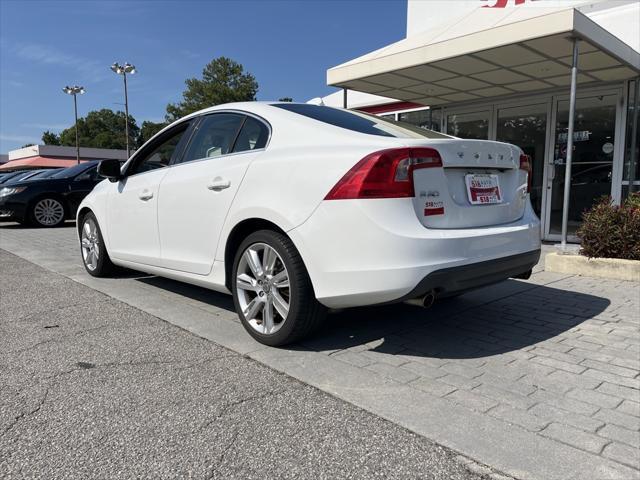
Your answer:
407,139 -> 528,229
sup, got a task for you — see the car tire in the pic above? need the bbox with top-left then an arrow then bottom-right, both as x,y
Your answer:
232,229 -> 326,347
79,212 -> 116,277
29,196 -> 66,228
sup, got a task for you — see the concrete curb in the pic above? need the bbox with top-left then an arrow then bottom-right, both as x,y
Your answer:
546,252 -> 640,282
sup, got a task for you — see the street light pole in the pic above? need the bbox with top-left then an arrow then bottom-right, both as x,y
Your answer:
62,85 -> 85,164
111,62 -> 136,158
123,72 -> 130,158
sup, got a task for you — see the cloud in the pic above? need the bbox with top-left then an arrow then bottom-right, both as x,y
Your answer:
21,123 -> 68,131
12,43 -> 109,83
180,49 -> 201,59
0,133 -> 40,143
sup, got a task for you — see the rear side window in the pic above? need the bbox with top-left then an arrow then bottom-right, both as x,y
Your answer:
182,113 -> 245,163
273,103 -> 449,139
232,116 -> 269,153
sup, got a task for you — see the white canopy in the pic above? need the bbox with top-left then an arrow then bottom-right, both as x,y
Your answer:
327,7 -> 640,107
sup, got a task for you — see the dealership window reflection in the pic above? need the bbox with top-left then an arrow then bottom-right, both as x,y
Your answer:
496,104 -> 547,217
549,94 -> 617,236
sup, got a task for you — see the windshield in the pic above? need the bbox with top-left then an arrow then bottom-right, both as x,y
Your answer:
49,162 -> 97,179
273,103 -> 451,139
31,169 -> 63,179
0,171 -> 32,184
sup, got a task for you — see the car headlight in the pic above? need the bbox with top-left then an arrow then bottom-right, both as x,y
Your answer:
0,186 -> 27,198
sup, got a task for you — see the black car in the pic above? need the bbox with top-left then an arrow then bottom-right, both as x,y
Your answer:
0,162 -> 101,227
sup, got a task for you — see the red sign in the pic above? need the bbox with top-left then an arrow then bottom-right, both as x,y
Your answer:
482,0 -> 528,8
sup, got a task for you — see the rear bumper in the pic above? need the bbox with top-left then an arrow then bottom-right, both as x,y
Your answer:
395,249 -> 540,303
289,197 -> 541,309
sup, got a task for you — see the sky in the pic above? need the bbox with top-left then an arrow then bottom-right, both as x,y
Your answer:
0,0 -> 406,153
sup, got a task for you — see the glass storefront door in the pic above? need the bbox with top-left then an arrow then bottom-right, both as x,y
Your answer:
446,110 -> 490,139
547,94 -> 618,237
496,103 -> 548,217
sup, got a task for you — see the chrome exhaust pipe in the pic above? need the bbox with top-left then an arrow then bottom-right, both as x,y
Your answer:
421,290 -> 436,309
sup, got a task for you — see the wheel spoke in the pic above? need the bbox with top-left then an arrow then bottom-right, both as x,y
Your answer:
263,247 -> 277,275
81,238 -> 91,248
87,250 -> 96,268
272,270 -> 289,288
263,300 -> 274,334
236,273 -> 260,292
244,248 -> 264,278
272,290 -> 289,319
243,296 -> 263,320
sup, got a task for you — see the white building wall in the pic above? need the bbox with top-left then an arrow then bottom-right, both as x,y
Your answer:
407,0 -> 639,53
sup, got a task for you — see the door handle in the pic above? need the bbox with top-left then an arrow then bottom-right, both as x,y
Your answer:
138,190 -> 154,201
207,178 -> 231,191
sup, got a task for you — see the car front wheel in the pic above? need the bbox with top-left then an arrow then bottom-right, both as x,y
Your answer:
232,230 -> 326,346
80,212 -> 116,277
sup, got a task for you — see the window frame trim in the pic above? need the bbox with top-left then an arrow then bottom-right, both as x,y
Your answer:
172,109 -> 272,167
123,120 -> 195,179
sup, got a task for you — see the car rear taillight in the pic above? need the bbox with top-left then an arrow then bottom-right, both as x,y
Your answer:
325,147 -> 442,200
519,153 -> 532,193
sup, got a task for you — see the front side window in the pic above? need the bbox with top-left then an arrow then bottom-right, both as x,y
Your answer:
182,114 -> 245,163
129,126 -> 189,175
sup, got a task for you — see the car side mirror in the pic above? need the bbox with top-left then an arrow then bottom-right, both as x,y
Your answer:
98,159 -> 123,182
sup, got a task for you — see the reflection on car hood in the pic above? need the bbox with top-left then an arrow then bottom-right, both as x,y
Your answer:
0,178 -> 66,188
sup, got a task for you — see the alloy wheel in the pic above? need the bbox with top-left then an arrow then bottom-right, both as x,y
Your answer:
81,217 -> 100,271
235,242 -> 290,335
33,198 -> 64,226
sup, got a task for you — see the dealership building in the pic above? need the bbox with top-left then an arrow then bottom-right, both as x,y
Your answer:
324,0 -> 639,242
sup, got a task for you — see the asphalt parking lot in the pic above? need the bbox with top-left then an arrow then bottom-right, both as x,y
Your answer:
0,250 -> 484,480
1,223 -> 639,480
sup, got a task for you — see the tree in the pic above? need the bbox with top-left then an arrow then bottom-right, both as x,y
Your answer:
42,131 -> 61,145
278,97 -> 293,102
56,109 -> 139,150
20,143 -> 36,148
138,120 -> 168,147
166,57 -> 258,121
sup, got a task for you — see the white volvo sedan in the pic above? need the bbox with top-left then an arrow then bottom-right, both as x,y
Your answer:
77,102 -> 541,346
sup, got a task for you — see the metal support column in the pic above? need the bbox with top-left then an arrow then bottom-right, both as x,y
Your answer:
343,88 -> 347,109
628,78 -> 639,193
560,39 -> 579,249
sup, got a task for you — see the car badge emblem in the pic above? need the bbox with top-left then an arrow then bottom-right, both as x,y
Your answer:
426,190 -> 440,197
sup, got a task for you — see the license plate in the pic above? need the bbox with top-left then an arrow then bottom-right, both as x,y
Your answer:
465,174 -> 502,205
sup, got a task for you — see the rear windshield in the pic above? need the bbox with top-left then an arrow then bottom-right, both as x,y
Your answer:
273,103 -> 450,139
50,162 -> 97,179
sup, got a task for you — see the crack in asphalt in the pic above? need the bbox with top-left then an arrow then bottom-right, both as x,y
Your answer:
205,429 -> 239,480
3,297 -> 111,325
197,388 -> 288,434
8,324 -> 112,355
2,386 -> 50,438
1,355 -> 236,440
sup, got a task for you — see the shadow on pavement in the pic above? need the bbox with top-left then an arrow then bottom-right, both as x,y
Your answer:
136,276 -> 236,311
132,273 -> 610,361
294,280 -> 611,360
